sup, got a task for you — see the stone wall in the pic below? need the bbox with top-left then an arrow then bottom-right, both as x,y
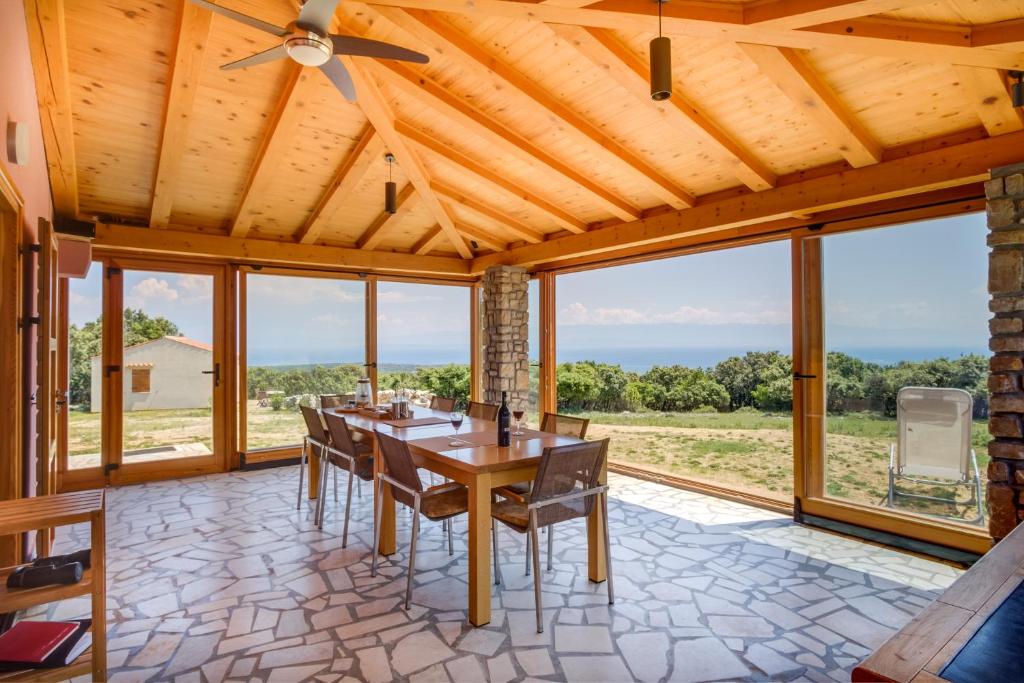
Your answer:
481,265 -> 530,408
987,162 -> 1024,541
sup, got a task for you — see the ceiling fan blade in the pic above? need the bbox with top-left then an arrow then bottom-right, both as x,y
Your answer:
190,0 -> 289,37
320,58 -> 357,102
221,45 -> 289,70
331,35 -> 430,64
297,0 -> 341,35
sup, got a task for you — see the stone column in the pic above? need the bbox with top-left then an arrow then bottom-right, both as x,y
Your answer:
481,265 -> 529,408
987,163 -> 1024,541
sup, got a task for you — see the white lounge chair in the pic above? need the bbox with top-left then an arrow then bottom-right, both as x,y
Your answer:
886,386 -> 984,526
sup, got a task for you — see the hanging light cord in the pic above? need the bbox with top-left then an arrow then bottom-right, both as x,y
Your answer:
658,0 -> 662,38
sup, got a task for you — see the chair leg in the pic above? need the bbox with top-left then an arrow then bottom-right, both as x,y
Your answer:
547,525 -> 554,571
342,461 -> 355,548
357,478 -> 362,499
492,521 -> 501,585
448,516 -> 454,556
525,533 -> 531,576
603,492 -> 614,605
529,513 -> 543,633
371,478 -> 384,577
406,498 -> 422,610
296,438 -> 307,511
316,449 -> 330,530
333,463 -> 338,502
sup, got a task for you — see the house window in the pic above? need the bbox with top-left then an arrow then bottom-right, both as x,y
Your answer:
131,368 -> 151,393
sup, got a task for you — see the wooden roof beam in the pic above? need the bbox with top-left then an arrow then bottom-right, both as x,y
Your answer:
431,181 -> 545,244
372,60 -> 641,221
150,1 -> 213,229
972,20 -> 1024,50
295,125 -> 385,244
343,58 -> 472,258
356,183 -> 419,249
738,44 -> 882,167
230,66 -> 320,238
396,120 -> 587,234
24,0 -> 79,218
743,0 -> 938,30
549,24 -> 776,191
952,66 -> 1024,137
375,6 -> 695,209
412,225 -> 445,255
452,220 -> 509,252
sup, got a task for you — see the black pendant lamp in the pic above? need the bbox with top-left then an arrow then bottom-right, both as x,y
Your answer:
384,153 -> 397,214
1012,71 -> 1024,109
650,0 -> 671,101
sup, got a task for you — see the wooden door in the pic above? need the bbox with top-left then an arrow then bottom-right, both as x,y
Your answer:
35,218 -> 60,554
0,170 -> 24,567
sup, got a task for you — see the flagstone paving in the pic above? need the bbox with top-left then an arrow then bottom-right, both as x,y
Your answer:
33,466 -> 962,682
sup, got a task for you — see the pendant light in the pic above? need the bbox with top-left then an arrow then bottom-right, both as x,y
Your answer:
384,153 -> 397,214
650,0 -> 671,101
1012,71 -> 1024,109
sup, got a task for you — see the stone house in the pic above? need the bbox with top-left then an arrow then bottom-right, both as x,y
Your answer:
90,336 -> 213,412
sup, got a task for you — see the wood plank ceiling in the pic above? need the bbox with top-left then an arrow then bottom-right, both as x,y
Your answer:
25,0 -> 1024,271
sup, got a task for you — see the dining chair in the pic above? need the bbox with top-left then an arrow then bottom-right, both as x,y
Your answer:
429,395 -> 457,412
494,412 -> 591,574
467,401 -> 498,421
297,405 -> 330,511
371,432 -> 470,609
491,439 -> 613,633
317,412 -> 374,544
320,393 -> 355,409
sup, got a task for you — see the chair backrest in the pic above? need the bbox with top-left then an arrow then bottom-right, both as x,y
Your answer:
467,401 -> 498,421
375,432 -> 423,509
430,395 -> 457,412
300,405 -> 329,445
896,386 -> 973,480
530,439 -> 608,527
323,411 -> 359,457
257,389 -> 268,400
320,393 -> 354,409
541,412 -> 590,439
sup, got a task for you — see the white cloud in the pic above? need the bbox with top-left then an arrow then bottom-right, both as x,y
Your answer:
377,291 -> 443,304
176,274 -> 212,300
558,301 -> 788,327
247,277 -> 363,305
129,277 -> 178,303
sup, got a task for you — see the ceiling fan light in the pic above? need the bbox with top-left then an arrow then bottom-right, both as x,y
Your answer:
650,35 -> 672,101
1012,72 -> 1024,109
385,180 -> 397,214
285,34 -> 332,67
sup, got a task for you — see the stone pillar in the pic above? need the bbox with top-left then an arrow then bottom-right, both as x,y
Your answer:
987,163 -> 1024,541
482,265 -> 529,408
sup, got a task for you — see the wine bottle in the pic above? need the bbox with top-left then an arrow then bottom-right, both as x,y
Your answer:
497,391 -> 511,447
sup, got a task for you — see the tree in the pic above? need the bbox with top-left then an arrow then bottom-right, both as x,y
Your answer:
413,364 -> 471,406
713,351 -> 791,409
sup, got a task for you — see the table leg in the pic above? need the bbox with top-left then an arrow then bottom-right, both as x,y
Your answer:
307,442 -> 320,501
587,460 -> 608,583
373,438 -> 396,556
468,471 -> 492,626
91,508 -> 107,681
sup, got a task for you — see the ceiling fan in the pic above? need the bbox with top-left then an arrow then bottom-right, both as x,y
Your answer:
192,0 -> 429,102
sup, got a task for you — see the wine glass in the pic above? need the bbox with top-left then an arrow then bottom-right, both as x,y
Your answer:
449,410 -> 464,447
513,408 -> 525,436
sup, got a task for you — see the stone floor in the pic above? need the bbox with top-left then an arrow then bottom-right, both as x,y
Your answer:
34,466 -> 963,683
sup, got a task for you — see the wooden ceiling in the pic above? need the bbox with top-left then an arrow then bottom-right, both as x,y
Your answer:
23,0 -> 1024,276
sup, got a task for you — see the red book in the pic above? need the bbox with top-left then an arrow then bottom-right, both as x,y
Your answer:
0,621 -> 78,664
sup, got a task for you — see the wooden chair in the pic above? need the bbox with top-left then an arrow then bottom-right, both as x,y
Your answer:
317,412 -> 374,544
298,405 -> 330,511
429,395 -> 457,412
467,401 -> 498,421
256,389 -> 269,407
491,439 -> 613,633
371,432 -> 470,609
320,393 -> 355,409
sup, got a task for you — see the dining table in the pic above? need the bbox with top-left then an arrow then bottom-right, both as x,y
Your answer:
307,405 -> 608,626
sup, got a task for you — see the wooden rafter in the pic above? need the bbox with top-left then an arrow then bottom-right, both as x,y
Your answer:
738,44 -> 882,168
412,225 -> 446,255
431,181 -> 544,244
952,66 -> 1024,136
150,0 -> 214,229
343,57 -> 472,258
454,222 -> 509,252
396,120 -> 587,234
363,0 -> 1024,70
375,6 -> 695,208
231,66 -> 320,238
807,17 -> 973,48
471,129 -> 1024,272
743,0 -> 938,30
294,125 -> 384,244
549,24 -> 776,191
973,20 -> 1024,49
356,183 -> 419,249
372,60 -> 641,221
24,0 -> 78,218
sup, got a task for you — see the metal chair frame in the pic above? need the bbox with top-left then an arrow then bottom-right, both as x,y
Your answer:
314,440 -> 367,545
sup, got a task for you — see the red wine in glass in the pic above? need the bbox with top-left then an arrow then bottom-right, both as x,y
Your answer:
449,411 -> 464,446
513,410 -> 525,435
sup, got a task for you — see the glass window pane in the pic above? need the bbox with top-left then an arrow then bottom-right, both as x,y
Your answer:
528,278 -> 540,426
67,263 -> 103,470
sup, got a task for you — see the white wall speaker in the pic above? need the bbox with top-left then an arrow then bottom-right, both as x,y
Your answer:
6,121 -> 29,166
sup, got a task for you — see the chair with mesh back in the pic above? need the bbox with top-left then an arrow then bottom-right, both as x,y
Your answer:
492,439 -> 613,633
320,393 -> 355,409
298,405 -> 330,511
316,412 -> 374,543
430,395 -> 457,412
371,432 -> 471,609
467,401 -> 498,421
886,386 -> 984,526
494,412 -> 590,574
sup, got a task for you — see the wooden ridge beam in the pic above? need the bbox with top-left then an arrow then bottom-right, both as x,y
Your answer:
295,125 -> 384,244
805,17 -> 973,48
376,6 -> 695,208
470,129 -> 1024,272
231,66 -> 320,238
24,0 -> 78,217
412,225 -> 445,255
363,0 -> 1024,70
973,20 -> 1024,49
738,44 -> 882,167
150,0 -> 213,229
743,0 -> 937,30
343,58 -> 472,258
549,24 -> 776,191
953,66 -> 1024,137
356,183 -> 419,250
431,181 -> 545,244
372,59 -> 641,222
396,120 -> 586,234
93,223 -> 471,275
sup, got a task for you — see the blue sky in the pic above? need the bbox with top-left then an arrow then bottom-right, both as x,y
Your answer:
69,213 -> 988,368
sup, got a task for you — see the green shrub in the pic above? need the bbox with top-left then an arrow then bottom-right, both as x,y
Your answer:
270,394 -> 284,411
